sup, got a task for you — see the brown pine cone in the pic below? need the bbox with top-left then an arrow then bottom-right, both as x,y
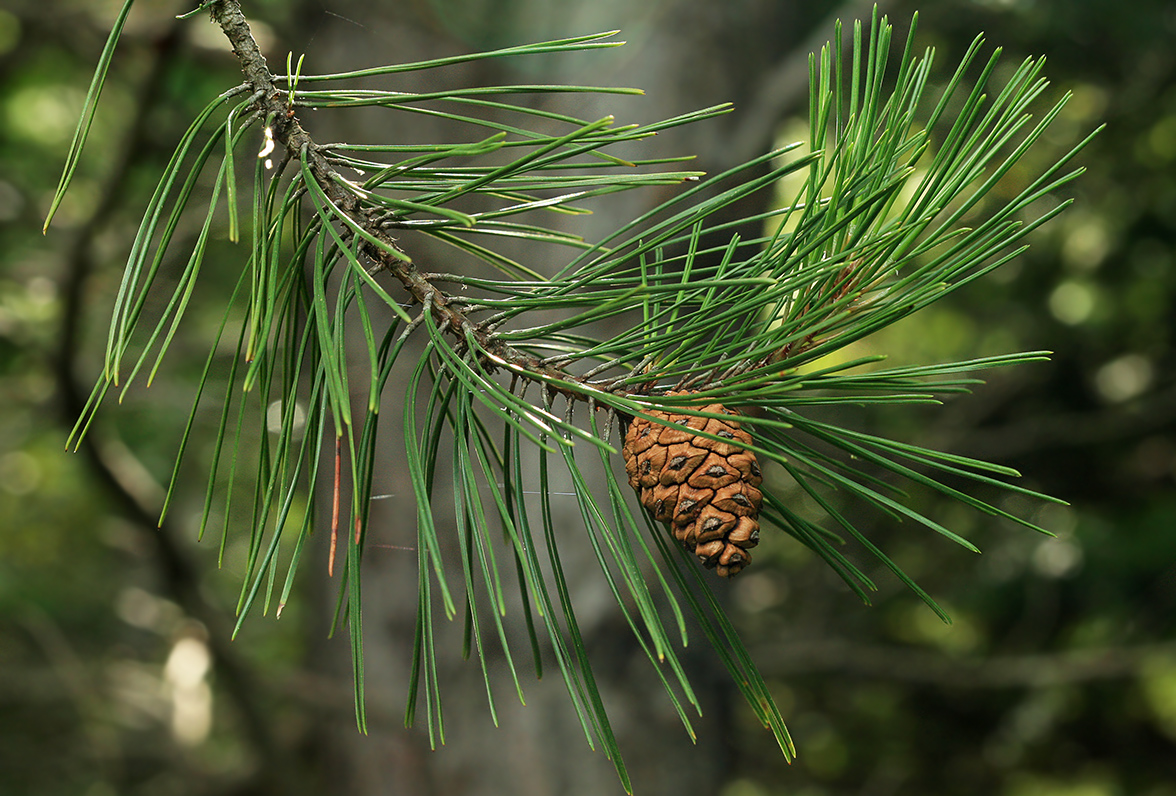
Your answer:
622,395 -> 763,577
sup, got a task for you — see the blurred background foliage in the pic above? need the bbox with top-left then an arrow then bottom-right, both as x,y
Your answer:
2,0 -> 1174,794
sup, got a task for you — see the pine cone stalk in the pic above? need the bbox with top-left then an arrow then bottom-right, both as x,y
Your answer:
622,395 -> 763,577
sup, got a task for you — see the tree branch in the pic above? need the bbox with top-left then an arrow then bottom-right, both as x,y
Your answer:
210,0 -> 620,405
754,637 -> 1174,689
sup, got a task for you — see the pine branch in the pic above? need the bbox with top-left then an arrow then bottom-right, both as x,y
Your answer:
210,0 -> 625,405
47,3 -> 1099,785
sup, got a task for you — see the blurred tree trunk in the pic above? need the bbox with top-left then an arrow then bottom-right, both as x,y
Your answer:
282,1 -> 854,792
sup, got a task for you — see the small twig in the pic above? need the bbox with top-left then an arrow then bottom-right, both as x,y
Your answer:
756,637 -> 1176,689
209,1 -> 668,409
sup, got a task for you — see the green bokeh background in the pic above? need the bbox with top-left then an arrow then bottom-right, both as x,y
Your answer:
3,1 -> 1174,794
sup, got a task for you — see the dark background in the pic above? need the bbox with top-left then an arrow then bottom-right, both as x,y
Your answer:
3,0 -> 1175,794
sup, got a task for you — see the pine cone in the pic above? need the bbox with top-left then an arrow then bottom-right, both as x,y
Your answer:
622,395 -> 763,577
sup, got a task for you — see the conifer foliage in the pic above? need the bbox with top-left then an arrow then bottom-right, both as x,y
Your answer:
47,1 -> 1097,788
